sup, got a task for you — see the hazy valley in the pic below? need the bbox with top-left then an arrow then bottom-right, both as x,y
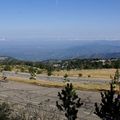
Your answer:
0,40 -> 120,61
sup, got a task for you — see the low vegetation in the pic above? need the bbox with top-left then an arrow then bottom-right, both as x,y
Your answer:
0,102 -> 62,120
0,57 -> 120,73
53,69 -> 117,79
28,67 -> 37,80
0,102 -> 11,120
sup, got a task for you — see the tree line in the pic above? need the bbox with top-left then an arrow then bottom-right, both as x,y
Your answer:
1,58 -> 120,71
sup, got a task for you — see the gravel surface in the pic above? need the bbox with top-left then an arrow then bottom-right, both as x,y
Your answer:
3,71 -> 111,84
0,80 -> 101,120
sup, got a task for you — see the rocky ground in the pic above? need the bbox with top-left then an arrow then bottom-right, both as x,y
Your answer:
0,80 -> 101,120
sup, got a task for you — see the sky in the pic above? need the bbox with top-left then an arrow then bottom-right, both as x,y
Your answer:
0,0 -> 120,41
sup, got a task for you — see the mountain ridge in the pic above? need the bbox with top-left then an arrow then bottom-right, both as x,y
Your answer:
0,40 -> 120,60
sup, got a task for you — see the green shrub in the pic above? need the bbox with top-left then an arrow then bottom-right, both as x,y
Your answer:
78,73 -> 82,77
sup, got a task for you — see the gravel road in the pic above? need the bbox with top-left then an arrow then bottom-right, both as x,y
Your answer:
3,71 -> 111,84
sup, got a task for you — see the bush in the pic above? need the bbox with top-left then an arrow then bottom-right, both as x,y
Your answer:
63,74 -> 69,82
4,65 -> 12,71
88,75 -> 91,78
78,73 -> 82,77
47,67 -> 52,76
36,69 -> 42,74
47,70 -> 52,76
20,67 -> 25,72
29,67 -> 36,80
64,73 -> 68,79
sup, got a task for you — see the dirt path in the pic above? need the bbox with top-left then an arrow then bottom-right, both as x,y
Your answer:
3,71 -> 110,84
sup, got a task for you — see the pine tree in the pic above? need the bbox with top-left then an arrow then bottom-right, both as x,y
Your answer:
56,83 -> 83,120
95,83 -> 120,120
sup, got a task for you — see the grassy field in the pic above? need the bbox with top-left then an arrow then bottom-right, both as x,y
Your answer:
53,69 -> 118,80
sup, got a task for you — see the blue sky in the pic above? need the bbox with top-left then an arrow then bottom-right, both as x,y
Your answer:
0,0 -> 120,40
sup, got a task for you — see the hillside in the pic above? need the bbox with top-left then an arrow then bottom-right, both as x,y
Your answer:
0,40 -> 120,60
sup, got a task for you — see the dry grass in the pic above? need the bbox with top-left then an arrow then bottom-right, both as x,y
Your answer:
8,76 -> 111,91
53,69 -> 117,80
2,68 -> 119,92
8,77 -> 65,88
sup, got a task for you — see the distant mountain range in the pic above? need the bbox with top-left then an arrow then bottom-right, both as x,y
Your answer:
55,40 -> 120,59
0,40 -> 120,61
